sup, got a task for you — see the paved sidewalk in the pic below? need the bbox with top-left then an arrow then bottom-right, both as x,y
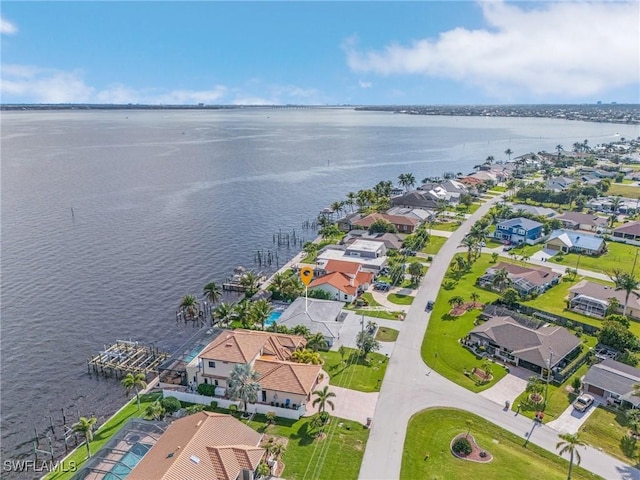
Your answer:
369,286 -> 416,312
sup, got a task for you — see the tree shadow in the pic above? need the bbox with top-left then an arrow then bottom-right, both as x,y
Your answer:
620,434 -> 638,459
289,420 -> 316,447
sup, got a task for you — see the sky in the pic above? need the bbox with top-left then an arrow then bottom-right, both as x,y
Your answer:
1,1 -> 639,105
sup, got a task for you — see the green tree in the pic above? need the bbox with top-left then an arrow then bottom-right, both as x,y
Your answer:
319,223 -> 341,239
504,148 -> 513,162
492,268 -> 511,293
608,269 -> 640,317
240,271 -> 261,297
180,294 -> 199,320
212,302 -> 235,327
448,296 -> 464,308
185,404 -> 205,415
256,462 -> 271,478
120,372 -> 147,411
306,332 -> 328,352
251,298 -> 273,330
72,416 -> 97,459
312,385 -> 336,413
556,432 -> 586,480
407,261 -> 425,285
338,345 -> 347,363
500,287 -> 520,307
356,330 -> 381,359
234,300 -> 254,329
368,218 -> 397,234
291,325 -> 311,337
144,400 -> 166,421
598,319 -> 639,351
526,376 -> 545,403
228,363 -> 261,412
203,281 -> 221,305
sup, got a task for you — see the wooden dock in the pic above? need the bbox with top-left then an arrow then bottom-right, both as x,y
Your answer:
87,340 -> 169,379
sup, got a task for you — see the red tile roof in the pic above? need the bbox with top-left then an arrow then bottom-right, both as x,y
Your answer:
352,212 -> 419,228
309,271 -> 358,295
324,259 -> 361,275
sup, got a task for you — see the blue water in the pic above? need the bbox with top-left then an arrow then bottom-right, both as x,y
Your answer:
184,344 -> 206,363
265,310 -> 283,326
104,443 -> 150,480
2,108 -> 637,470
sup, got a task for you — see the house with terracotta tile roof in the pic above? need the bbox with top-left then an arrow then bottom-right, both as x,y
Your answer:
310,259 -> 374,303
352,212 -> 420,233
128,412 -> 265,480
186,329 -> 321,409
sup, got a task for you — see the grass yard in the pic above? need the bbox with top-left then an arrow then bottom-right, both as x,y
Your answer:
360,292 -> 382,307
607,183 -> 640,199
376,326 -> 399,342
401,408 -> 601,480
320,348 -> 388,392
353,309 -> 405,321
548,241 -> 640,275
580,406 -> 639,465
246,414 -> 369,480
489,186 -> 508,192
46,393 -> 162,480
430,221 -> 461,232
387,293 -> 415,305
421,254 -> 509,392
422,235 -> 447,255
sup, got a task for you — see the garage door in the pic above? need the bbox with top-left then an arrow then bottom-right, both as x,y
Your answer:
587,384 -> 605,397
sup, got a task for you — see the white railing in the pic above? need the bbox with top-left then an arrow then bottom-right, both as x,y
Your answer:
162,390 -> 304,420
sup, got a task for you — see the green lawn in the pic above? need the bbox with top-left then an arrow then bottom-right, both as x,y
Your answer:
580,406 -> 639,465
489,186 -> 508,192
320,348 -> 388,392
376,326 -> 399,342
246,414 -> 369,480
422,235 -> 447,255
401,408 -> 601,480
548,241 -> 640,275
421,255 -> 509,392
353,309 -> 405,321
360,292 -> 382,307
387,293 -> 415,305
607,183 -> 640,199
430,221 -> 460,232
46,393 -> 161,480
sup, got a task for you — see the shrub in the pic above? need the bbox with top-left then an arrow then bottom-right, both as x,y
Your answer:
210,400 -> 218,409
571,376 -> 582,392
161,396 -> 181,414
197,383 -> 216,397
453,437 -> 472,455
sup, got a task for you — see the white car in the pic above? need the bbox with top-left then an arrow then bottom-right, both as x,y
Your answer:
573,394 -> 594,412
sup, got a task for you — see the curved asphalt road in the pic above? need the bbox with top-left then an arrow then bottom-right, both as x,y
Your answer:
359,197 -> 640,480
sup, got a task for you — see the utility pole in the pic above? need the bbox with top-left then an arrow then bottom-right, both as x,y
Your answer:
544,349 -> 554,406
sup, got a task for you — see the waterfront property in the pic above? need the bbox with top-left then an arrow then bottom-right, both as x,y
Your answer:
276,297 -> 345,347
310,259 -> 374,303
186,329 -> 322,410
341,230 -> 404,250
128,412 -> 265,480
582,358 -> 640,408
493,217 -> 544,245
467,315 -> 582,374
316,246 -> 387,272
477,262 -> 561,296
351,212 -> 420,233
545,229 -> 607,256
568,279 -> 640,319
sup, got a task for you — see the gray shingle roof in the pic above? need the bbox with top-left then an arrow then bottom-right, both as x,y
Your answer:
583,358 -> 640,405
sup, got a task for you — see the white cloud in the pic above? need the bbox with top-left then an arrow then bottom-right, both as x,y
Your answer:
1,16 -> 18,35
358,80 -> 372,89
343,1 -> 640,99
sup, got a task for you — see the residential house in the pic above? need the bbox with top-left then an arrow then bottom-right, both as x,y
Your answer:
344,239 -> 387,258
545,229 -> 607,256
477,262 -> 561,296
588,196 -> 638,215
545,176 -> 576,192
351,212 -> 420,233
128,412 -> 265,480
568,279 -> 640,320
341,231 -> 404,251
493,217 -> 544,245
613,222 -> 640,241
467,316 -> 582,374
582,358 -> 640,408
386,206 -> 435,222
555,212 -> 608,232
276,297 -> 345,347
507,203 -> 557,218
316,246 -> 387,272
390,190 -> 439,210
309,259 -> 374,303
187,330 -> 321,409
418,179 -> 469,203
337,212 -> 365,232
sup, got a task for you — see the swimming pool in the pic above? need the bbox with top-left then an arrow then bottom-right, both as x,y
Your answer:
265,310 -> 283,326
104,443 -> 150,480
184,344 -> 205,363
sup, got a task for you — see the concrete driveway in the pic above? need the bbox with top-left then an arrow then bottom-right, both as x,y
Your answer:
304,384 -> 378,425
547,401 -> 599,434
478,365 -> 530,407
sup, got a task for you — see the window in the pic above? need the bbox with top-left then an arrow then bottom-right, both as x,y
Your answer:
214,379 -> 219,386
344,294 -> 348,300
208,361 -> 216,368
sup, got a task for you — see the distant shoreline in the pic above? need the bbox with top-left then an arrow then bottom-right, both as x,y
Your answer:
2,103 -> 638,125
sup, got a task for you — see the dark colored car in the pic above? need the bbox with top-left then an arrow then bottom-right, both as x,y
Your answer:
426,300 -> 435,311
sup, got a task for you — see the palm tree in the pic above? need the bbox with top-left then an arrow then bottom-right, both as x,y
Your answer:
312,385 -> 336,413
346,192 -> 357,212
485,155 -> 495,165
608,269 -> 640,316
240,271 -> 260,296
228,363 -> 261,412
251,298 -> 273,330
470,292 -> 480,305
448,296 -> 464,308
72,416 -> 97,459
555,144 -> 564,162
460,235 -> 477,264
212,302 -> 234,327
330,201 -> 343,219
504,148 -> 513,163
492,268 -> 511,293
556,432 -> 586,480
144,400 -> 166,420
610,196 -> 623,214
121,372 -> 147,411
203,281 -> 221,305
306,332 -> 328,352
180,294 -> 199,320
234,300 -> 254,329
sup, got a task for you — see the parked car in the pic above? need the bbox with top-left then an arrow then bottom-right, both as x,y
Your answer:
426,300 -> 435,311
503,245 -> 514,252
573,394 -> 595,412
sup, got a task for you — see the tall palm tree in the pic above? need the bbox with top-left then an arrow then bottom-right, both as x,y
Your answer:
203,281 -> 221,305
504,148 -> 513,163
144,400 -> 166,421
608,269 -> 640,316
555,144 -> 564,162
556,432 -> 586,480
121,372 -> 147,411
234,300 -> 254,329
240,271 -> 260,295
180,294 -> 199,320
460,235 -> 477,264
330,201 -> 343,219
312,385 -> 336,413
492,268 -> 511,293
485,155 -> 495,165
251,298 -> 273,330
610,196 -> 623,214
212,302 -> 234,327
306,332 -> 328,352
228,363 -> 261,412
346,192 -> 357,212
72,416 -> 97,459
